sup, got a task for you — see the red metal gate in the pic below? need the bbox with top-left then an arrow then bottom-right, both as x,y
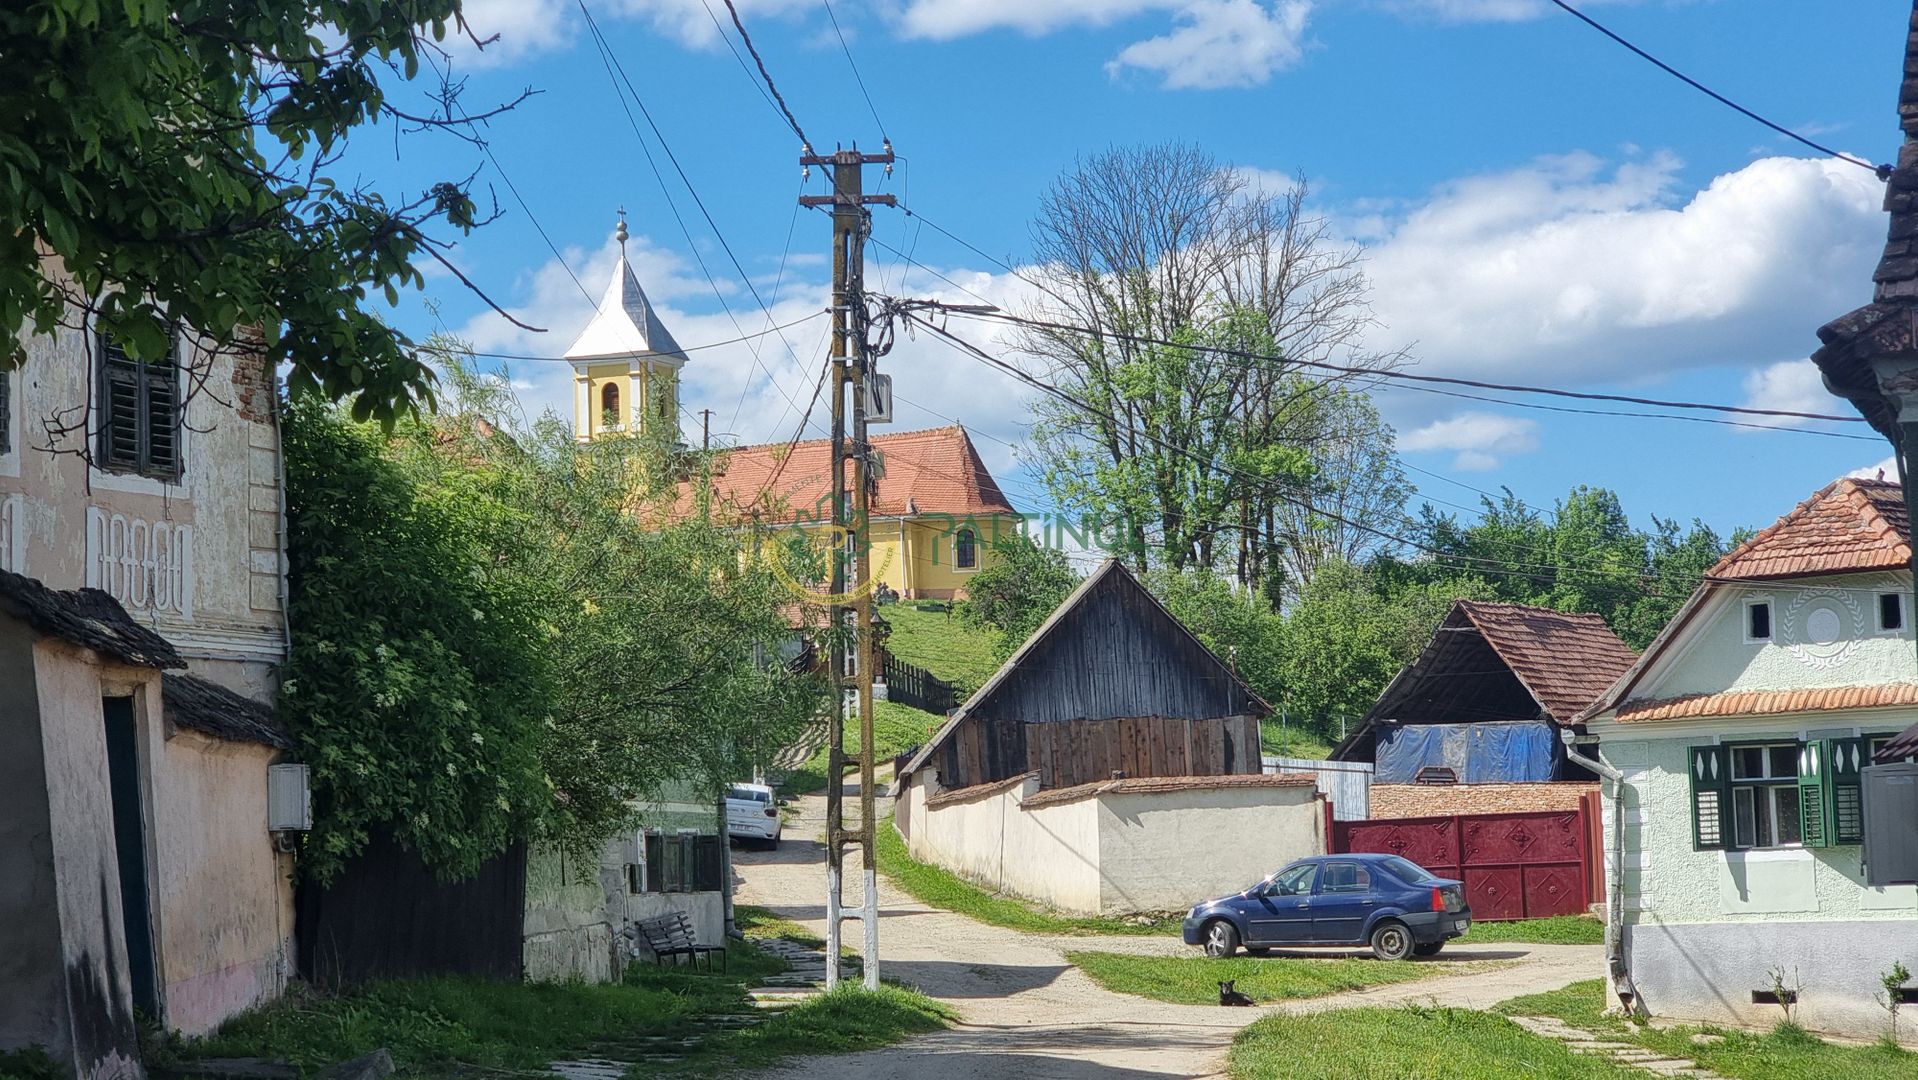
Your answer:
1330,800 -> 1596,921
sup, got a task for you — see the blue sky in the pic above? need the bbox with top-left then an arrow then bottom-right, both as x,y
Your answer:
370,0 -> 1915,543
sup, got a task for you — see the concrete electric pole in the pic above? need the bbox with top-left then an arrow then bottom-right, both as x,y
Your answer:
801,143 -> 895,991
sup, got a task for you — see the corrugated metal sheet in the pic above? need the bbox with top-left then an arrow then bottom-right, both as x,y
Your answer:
1266,756 -> 1373,821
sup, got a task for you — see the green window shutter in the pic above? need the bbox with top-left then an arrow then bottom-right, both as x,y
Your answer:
1799,741 -> 1831,848
1830,737 -> 1868,845
642,831 -> 664,893
1689,744 -> 1731,850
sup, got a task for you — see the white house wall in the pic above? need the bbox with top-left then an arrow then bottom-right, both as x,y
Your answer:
0,287 -> 288,699
1095,785 -> 1324,913
1599,730 -> 1918,1036
901,776 -> 1104,914
1632,574 -> 1915,703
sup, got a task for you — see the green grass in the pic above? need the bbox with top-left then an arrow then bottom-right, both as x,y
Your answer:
0,1047 -> 59,1080
878,603 -> 1004,696
1229,1004 -> 1644,1079
736,903 -> 826,949
779,700 -> 945,796
873,816 -> 1180,936
165,933 -> 944,1078
664,985 -> 953,1074
1066,951 -> 1463,1006
1459,915 -> 1603,945
1259,724 -> 1335,761
1497,979 -> 1918,1080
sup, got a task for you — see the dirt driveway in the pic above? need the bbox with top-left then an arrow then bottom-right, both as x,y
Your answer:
732,788 -> 1599,1078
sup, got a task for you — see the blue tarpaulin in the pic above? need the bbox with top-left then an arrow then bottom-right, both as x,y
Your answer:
1374,721 -> 1561,784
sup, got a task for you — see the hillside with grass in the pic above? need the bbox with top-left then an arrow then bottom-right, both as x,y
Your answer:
879,603 -> 1004,697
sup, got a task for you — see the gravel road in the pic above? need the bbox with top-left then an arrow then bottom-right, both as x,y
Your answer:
732,786 -> 1599,1078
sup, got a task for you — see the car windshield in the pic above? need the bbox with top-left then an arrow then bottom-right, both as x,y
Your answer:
1376,856 -> 1434,884
729,787 -> 770,804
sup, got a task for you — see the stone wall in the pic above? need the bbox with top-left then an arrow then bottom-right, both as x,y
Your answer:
1369,782 -> 1596,819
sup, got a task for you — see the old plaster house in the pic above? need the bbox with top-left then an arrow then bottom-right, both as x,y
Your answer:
0,270 -> 296,1079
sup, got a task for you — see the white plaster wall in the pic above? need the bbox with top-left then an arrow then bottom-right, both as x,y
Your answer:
1598,733 -> 1918,1037
147,728 -> 293,1036
1095,786 -> 1325,913
523,844 -> 617,984
904,777 -> 1103,914
0,275 -> 287,691
1643,575 -> 1916,700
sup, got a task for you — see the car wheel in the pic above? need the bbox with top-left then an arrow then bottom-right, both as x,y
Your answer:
768,834 -> 780,850
1203,919 -> 1240,959
1370,920 -> 1414,962
1412,941 -> 1444,958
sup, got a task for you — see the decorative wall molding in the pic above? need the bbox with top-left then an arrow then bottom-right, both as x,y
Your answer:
1781,587 -> 1863,670
85,506 -> 193,619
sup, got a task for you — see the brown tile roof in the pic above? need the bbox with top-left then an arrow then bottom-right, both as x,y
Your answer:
1616,684 -> 1918,723
1018,772 -> 1316,810
690,425 -> 1016,524
1454,601 -> 1640,723
923,770 -> 1038,810
1707,478 -> 1909,581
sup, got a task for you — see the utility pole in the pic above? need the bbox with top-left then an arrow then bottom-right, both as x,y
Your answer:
801,143 -> 895,992
700,408 -> 713,450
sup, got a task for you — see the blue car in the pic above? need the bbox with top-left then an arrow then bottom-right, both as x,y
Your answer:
1181,854 -> 1472,961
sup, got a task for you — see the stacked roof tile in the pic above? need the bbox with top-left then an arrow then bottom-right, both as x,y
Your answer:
1617,684 -> 1918,724
1454,601 -> 1641,722
1707,478 -> 1910,580
0,569 -> 183,669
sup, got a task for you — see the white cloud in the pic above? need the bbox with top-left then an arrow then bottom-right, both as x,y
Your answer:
1106,1 -> 1311,89
1400,412 -> 1540,471
1848,456 -> 1897,482
1371,0 -> 1637,22
450,0 -> 815,65
453,0 -> 573,67
1361,152 -> 1886,390
895,0 -> 1170,38
1738,359 -> 1833,422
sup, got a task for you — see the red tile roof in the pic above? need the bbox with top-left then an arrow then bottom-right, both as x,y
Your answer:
1453,601 -> 1640,723
1616,684 -> 1918,723
1708,478 -> 1910,581
691,425 -> 1016,524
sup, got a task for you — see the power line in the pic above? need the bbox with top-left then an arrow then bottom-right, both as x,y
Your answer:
1545,0 -> 1891,178
698,0 -> 784,125
901,311 -> 1723,595
577,1 -> 818,431
1369,380 -> 1882,443
413,311 -> 829,363
926,303 -> 1873,425
821,0 -> 887,141
721,0 -> 812,149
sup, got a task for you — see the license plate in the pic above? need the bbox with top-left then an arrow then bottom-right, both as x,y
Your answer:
1459,916 -> 1471,932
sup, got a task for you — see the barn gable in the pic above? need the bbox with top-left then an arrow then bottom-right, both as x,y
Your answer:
899,559 -> 1269,791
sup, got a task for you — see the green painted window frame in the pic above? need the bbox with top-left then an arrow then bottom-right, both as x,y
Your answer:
1692,736 -> 1887,852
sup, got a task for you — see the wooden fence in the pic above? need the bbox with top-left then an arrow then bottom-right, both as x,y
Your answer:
1331,795 -> 1602,921
882,650 -> 957,715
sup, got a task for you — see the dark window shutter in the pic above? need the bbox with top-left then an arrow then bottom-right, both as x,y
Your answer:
1830,736 -> 1869,845
96,331 -> 182,478
99,336 -> 143,470
1799,741 -> 1830,848
642,831 -> 664,893
1689,745 -> 1731,850
694,834 -> 724,892
144,352 -> 180,477
0,368 -> 10,454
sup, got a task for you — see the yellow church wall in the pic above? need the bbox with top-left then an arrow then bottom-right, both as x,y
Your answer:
758,513 -> 1024,600
577,362 -> 676,438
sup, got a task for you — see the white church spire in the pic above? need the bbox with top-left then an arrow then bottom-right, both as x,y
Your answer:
563,211 -> 686,365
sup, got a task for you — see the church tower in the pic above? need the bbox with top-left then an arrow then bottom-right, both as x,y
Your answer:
566,212 -> 688,440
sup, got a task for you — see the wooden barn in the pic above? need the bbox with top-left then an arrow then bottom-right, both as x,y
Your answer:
899,558 -> 1270,792
892,560 -> 1322,916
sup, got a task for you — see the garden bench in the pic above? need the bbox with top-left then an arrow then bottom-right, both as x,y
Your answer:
634,912 -> 726,971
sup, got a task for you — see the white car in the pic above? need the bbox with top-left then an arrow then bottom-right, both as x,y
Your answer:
727,783 -> 782,847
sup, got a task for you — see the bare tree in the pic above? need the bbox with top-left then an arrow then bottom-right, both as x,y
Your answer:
1016,143 -> 1404,595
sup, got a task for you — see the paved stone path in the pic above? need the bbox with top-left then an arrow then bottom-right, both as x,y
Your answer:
1507,1015 -> 1724,1078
